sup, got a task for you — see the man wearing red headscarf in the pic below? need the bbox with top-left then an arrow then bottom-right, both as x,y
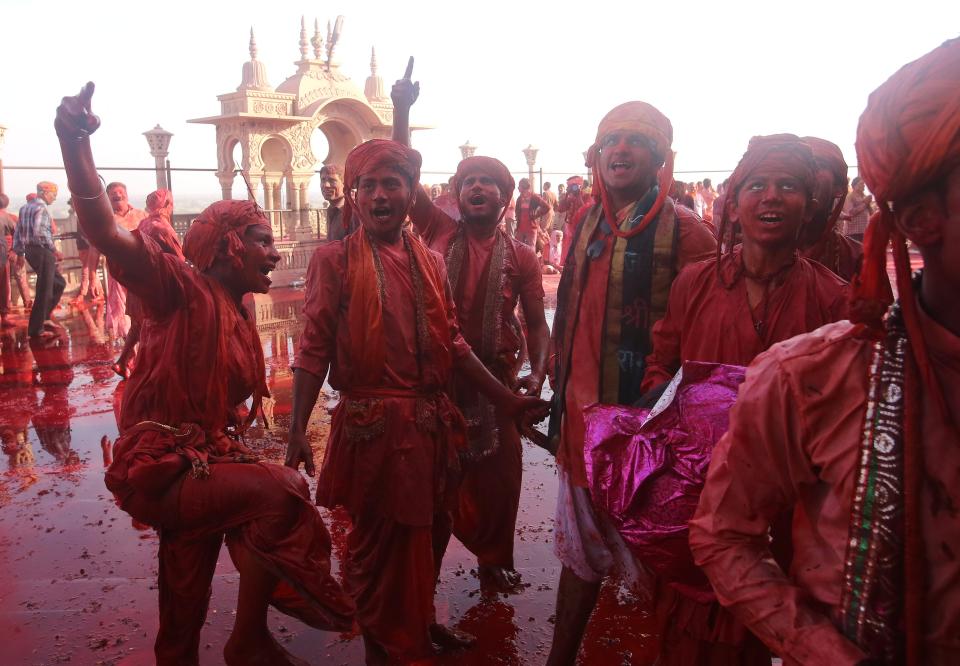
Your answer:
391,68 -> 550,594
636,134 -> 848,664
545,101 -> 716,665
798,136 -> 864,281
642,135 -> 849,394
690,38 -> 960,666
287,127 -> 548,662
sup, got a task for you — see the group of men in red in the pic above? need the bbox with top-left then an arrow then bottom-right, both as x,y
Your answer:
54,35 -> 959,666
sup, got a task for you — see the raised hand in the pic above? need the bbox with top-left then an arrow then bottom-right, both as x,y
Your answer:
391,56 -> 420,111
55,82 -> 101,140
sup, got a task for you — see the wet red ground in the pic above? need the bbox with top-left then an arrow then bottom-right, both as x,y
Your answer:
0,273 -> 661,665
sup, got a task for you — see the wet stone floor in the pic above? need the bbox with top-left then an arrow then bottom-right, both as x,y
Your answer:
0,285 -> 658,665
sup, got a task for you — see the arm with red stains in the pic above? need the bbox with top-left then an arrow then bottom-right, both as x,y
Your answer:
286,246 -> 340,476
55,83 -> 144,279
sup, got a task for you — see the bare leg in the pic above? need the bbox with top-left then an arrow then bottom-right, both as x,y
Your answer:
223,545 -> 308,666
545,566 -> 601,666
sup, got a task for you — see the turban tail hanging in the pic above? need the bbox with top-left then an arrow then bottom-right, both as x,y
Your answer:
586,101 -> 675,239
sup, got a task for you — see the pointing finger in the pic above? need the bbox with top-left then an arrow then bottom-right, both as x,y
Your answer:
403,56 -> 414,80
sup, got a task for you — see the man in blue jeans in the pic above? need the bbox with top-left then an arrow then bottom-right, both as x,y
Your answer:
14,182 -> 65,338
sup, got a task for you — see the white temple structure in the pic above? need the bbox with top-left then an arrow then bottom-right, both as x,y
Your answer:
189,16 -> 406,233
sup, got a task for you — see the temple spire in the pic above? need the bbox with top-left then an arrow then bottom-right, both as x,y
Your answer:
364,45 -> 386,102
311,18 -> 323,59
238,27 -> 272,92
298,16 -> 308,60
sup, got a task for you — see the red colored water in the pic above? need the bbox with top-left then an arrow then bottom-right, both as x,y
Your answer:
0,283 -> 658,665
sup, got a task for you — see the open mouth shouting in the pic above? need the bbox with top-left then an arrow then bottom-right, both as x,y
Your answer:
609,160 -> 633,174
758,212 -> 785,225
370,205 -> 395,223
259,262 -> 276,286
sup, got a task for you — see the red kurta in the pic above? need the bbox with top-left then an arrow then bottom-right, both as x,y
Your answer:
295,236 -> 471,660
104,233 -> 353,664
690,308 -> 960,665
410,195 -> 544,570
642,251 -> 850,392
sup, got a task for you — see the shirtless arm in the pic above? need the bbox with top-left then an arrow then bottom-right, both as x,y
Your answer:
55,83 -> 143,278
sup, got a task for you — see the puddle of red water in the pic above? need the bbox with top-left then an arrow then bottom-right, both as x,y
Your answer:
0,288 -> 657,665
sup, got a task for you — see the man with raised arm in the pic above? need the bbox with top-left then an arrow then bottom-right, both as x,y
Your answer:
391,59 -> 550,593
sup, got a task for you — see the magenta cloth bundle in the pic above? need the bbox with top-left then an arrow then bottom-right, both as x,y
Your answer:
584,361 -> 746,603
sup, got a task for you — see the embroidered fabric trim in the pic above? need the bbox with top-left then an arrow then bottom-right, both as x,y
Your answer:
839,303 -> 906,663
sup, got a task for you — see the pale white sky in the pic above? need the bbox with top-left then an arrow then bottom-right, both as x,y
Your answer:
1,0 -> 957,215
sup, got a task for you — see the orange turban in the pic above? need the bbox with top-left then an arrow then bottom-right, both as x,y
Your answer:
590,101 -> 673,161
585,101 -> 675,239
343,139 -> 422,230
146,189 -> 173,214
182,200 -> 268,271
36,182 -> 58,196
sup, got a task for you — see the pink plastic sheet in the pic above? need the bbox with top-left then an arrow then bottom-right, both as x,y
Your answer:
584,362 -> 746,603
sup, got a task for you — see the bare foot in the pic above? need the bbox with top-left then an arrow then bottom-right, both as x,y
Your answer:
479,565 -> 523,593
43,319 -> 64,332
429,623 -> 476,652
224,632 -> 309,666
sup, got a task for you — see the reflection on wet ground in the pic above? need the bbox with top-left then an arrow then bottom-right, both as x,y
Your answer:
0,280 -> 657,665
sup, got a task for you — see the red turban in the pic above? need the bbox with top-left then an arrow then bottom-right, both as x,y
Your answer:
146,189 -> 173,214
182,200 -> 269,271
853,37 -> 960,418
566,176 -> 584,187
452,156 -> 515,221
585,101 -> 676,239
343,139 -> 422,230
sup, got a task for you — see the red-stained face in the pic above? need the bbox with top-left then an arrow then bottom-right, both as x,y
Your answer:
237,224 -> 280,293
107,185 -> 130,214
729,168 -> 812,249
597,131 -> 660,195
354,166 -> 413,241
458,171 -> 505,224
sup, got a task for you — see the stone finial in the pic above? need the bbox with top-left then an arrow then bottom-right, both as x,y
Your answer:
299,16 -> 308,60
364,46 -> 386,102
239,27 -> 272,92
311,18 -> 323,59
